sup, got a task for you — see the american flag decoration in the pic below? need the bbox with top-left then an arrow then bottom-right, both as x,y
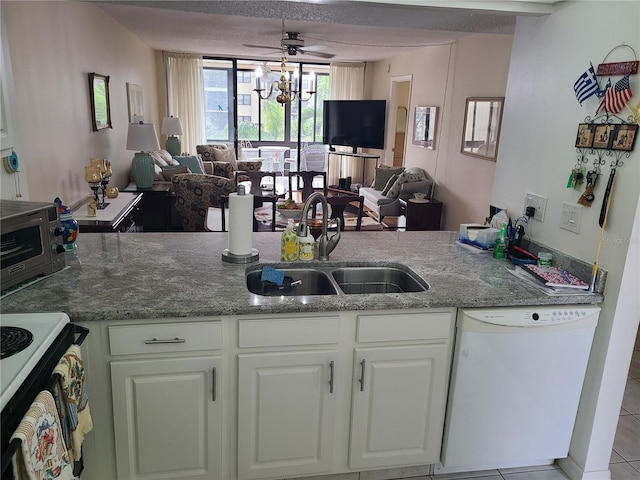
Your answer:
596,75 -> 633,114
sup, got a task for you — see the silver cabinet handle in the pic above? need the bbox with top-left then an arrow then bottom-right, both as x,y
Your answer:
144,337 -> 186,344
212,367 -> 217,402
329,361 -> 335,393
359,359 -> 366,392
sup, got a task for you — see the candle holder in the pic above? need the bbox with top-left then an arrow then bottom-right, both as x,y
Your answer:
88,159 -> 112,209
85,163 -> 107,210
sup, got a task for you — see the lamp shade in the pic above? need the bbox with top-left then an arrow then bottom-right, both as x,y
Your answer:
161,116 -> 183,136
126,122 -> 160,152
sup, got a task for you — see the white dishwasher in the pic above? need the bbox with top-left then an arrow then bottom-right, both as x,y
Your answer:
436,305 -> 599,474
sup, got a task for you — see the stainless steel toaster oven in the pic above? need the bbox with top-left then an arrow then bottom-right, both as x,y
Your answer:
1,200 -> 66,291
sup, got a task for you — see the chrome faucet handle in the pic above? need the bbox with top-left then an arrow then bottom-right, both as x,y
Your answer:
323,218 -> 341,258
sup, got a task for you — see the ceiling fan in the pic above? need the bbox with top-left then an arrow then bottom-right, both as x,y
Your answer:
244,27 -> 335,59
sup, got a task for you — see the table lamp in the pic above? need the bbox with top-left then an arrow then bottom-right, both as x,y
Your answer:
161,115 -> 183,157
126,121 -> 160,188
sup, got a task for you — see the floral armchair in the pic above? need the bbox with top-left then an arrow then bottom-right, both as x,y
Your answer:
171,173 -> 234,231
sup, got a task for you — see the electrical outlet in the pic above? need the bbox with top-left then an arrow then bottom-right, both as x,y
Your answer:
524,193 -> 547,222
560,202 -> 582,234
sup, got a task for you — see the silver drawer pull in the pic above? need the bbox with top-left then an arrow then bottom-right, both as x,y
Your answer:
329,361 -> 335,394
144,337 -> 186,344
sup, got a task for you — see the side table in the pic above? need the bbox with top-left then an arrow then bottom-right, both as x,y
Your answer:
122,182 -> 175,231
405,199 -> 442,231
74,192 -> 143,233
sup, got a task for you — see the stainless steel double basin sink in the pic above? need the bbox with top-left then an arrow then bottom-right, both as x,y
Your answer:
246,263 -> 429,296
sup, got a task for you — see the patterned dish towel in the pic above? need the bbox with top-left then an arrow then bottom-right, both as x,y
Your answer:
10,390 -> 75,480
52,344 -> 93,462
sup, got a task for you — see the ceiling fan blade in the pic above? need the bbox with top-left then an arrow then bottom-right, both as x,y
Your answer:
243,44 -> 282,51
300,44 -> 330,52
299,49 -> 335,59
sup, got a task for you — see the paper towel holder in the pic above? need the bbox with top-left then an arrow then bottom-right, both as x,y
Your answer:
222,248 -> 259,264
222,185 -> 259,264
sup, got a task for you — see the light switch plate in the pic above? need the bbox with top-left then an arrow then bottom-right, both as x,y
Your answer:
560,202 -> 582,234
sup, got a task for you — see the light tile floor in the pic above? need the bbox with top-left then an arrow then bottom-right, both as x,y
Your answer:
609,328 -> 640,480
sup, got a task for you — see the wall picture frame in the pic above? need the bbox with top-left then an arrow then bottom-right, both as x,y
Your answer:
611,124 -> 637,151
413,105 -> 438,149
126,83 -> 144,124
89,72 -> 112,131
593,124 -> 616,149
461,97 -> 504,161
575,123 -> 596,148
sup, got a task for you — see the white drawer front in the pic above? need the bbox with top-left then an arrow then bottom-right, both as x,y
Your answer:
357,311 -> 452,343
238,316 -> 340,348
109,321 -> 222,356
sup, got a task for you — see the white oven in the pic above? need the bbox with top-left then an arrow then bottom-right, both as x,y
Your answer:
0,312 -> 89,479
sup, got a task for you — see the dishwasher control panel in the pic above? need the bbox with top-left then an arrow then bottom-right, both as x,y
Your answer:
463,306 -> 601,327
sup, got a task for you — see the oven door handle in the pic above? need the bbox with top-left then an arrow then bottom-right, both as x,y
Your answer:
73,325 -> 90,346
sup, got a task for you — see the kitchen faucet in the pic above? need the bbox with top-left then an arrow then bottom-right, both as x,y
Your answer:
297,192 -> 340,261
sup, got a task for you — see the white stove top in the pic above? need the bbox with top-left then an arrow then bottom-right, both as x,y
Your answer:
0,312 -> 70,410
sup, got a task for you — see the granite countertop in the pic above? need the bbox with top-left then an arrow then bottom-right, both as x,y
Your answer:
0,231 -> 603,322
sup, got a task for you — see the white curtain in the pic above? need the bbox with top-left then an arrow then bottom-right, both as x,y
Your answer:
328,62 -> 366,184
164,52 -> 204,155
329,62 -> 365,101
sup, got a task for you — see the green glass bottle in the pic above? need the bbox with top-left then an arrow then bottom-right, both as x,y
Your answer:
493,223 -> 507,259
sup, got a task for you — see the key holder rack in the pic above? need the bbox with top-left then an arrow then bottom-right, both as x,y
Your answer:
570,43 -> 638,212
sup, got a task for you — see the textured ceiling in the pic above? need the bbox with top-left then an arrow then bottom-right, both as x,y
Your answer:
89,0 -> 559,62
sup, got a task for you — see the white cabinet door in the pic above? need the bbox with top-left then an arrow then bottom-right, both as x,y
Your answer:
349,344 -> 448,469
238,350 -> 337,480
111,356 -> 222,480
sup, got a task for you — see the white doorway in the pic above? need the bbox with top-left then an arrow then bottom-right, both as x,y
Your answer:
387,75 -> 412,167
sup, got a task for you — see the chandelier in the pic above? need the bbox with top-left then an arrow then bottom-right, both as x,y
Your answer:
253,56 -> 315,105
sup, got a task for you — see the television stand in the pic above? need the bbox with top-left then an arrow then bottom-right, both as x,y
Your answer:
327,151 -> 380,186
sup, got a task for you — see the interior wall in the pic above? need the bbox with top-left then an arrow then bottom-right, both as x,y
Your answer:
1,1 -> 160,207
492,3 -> 640,476
368,34 -> 513,230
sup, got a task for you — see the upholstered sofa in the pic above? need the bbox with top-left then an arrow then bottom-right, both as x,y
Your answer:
196,144 -> 262,181
137,146 -> 263,188
359,166 -> 434,222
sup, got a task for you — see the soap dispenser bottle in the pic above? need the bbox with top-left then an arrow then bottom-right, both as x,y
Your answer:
298,224 -> 315,261
281,218 -> 299,261
492,222 -> 508,259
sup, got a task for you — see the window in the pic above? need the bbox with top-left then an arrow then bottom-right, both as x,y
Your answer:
203,61 -> 234,142
203,58 -> 329,152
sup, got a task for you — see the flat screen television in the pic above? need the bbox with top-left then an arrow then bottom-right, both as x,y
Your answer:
322,100 -> 386,153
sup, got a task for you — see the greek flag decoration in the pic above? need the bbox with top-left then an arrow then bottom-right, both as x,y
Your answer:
574,63 -> 600,105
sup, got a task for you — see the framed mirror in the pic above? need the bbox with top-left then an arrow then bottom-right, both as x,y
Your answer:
126,83 -> 144,123
89,72 -> 112,131
413,105 -> 438,149
461,97 -> 504,160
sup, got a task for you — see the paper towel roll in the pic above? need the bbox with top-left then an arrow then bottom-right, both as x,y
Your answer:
228,191 -> 254,255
